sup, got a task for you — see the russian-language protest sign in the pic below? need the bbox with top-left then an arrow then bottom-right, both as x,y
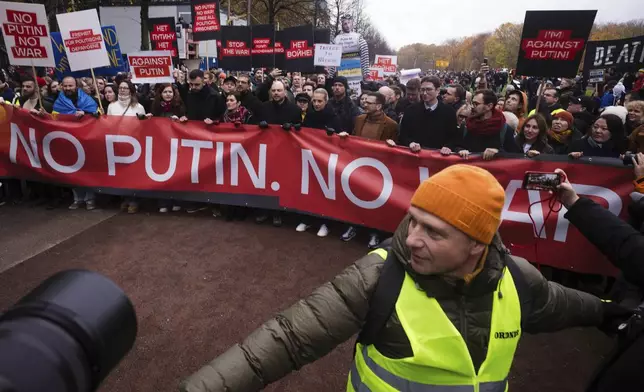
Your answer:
274,29 -> 285,70
282,25 -> 314,72
56,9 -> 110,71
251,24 -> 275,69
367,67 -> 384,81
0,2 -> 55,67
128,51 -> 173,84
373,54 -> 397,75
0,104 -> 633,276
583,35 -> 644,81
313,44 -> 342,67
190,0 -> 221,41
51,25 -> 126,79
516,10 -> 596,77
219,26 -> 251,71
149,17 -> 178,59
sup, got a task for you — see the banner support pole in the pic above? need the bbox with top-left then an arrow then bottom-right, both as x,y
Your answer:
30,61 -> 44,111
90,68 -> 104,114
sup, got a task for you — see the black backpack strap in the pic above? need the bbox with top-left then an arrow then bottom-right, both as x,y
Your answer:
504,255 -> 531,321
357,247 -> 405,347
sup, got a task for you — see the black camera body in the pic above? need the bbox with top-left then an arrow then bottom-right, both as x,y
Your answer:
624,152 -> 639,166
0,270 -> 137,392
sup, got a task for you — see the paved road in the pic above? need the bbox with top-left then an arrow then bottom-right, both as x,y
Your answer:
0,205 -> 613,391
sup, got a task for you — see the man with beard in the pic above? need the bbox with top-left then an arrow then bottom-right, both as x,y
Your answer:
180,69 -> 223,125
454,89 -> 519,159
236,74 -> 262,117
15,76 -> 52,113
529,87 -> 564,117
53,76 -> 97,116
328,76 -> 360,134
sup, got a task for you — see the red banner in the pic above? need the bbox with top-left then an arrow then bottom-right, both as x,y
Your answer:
0,105 -> 633,276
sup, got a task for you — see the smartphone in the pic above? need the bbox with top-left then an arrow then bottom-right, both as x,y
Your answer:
522,171 -> 562,191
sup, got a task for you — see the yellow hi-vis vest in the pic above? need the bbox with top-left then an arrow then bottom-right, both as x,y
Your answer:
348,249 -> 521,392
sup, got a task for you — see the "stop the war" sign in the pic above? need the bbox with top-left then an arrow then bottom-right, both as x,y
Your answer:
0,2 -> 55,67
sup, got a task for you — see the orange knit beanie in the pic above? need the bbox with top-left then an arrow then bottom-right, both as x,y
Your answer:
410,164 -> 505,245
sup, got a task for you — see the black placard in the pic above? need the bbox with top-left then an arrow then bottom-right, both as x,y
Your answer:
515,10 -> 597,78
282,25 -> 314,73
583,35 -> 644,79
190,0 -> 221,41
149,17 -> 178,61
219,26 -> 251,70
251,24 -> 275,69
274,29 -> 285,70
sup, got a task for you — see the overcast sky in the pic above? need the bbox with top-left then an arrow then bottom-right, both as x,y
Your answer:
364,0 -> 639,49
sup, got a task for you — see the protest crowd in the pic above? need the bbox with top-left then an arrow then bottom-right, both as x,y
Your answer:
2,62 -> 644,250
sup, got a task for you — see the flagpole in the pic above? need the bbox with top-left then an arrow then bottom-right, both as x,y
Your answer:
30,61 -> 43,110
90,68 -> 104,114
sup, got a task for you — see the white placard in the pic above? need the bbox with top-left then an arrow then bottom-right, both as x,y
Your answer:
314,44 -> 342,67
399,68 -> 421,85
588,68 -> 604,84
56,9 -> 110,71
0,2 -> 55,67
199,40 -> 218,58
374,55 -> 397,75
128,51 -> 174,84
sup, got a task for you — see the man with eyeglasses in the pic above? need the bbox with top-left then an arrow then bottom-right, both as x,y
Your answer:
528,87 -> 564,117
396,76 -> 458,153
180,69 -> 223,125
338,91 -> 398,246
236,74 -> 262,117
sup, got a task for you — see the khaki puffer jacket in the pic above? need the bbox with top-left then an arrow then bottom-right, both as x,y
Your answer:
181,215 -> 604,392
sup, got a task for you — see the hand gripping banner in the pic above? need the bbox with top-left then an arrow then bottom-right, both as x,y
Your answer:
0,105 -> 633,276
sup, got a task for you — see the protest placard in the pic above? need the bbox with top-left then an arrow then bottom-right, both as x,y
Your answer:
51,25 -> 126,79
128,51 -> 173,84
588,69 -> 605,83
251,24 -> 275,68
313,44 -> 342,67
149,17 -> 178,59
516,10 -> 596,78
374,54 -> 397,75
367,67 -> 384,81
56,9 -> 110,72
220,26 -> 251,71
283,25 -> 314,72
583,35 -> 644,81
0,2 -> 55,67
190,0 -> 221,41
399,68 -> 421,85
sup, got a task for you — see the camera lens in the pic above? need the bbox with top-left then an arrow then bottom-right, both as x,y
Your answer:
0,270 -> 137,392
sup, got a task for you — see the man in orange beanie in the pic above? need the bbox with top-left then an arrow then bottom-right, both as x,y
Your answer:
182,165 -> 611,392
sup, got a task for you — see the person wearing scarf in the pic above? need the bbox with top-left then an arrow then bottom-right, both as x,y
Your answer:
547,110 -> 583,155
455,89 -> 519,160
569,114 -> 626,159
149,83 -> 186,120
52,76 -> 97,115
221,93 -> 253,124
107,81 -> 145,117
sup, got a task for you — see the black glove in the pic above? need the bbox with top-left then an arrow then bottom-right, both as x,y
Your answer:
325,127 -> 335,136
601,300 -> 636,335
258,121 -> 269,129
282,122 -> 292,131
293,123 -> 301,131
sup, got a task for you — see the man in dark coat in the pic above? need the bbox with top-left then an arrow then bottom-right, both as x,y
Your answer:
328,76 -> 360,134
398,76 -> 459,152
182,69 -> 223,123
236,74 -> 262,118
258,80 -> 301,125
557,167 -> 643,392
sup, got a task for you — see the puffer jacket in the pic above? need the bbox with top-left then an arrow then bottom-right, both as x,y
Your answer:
180,215 -> 603,392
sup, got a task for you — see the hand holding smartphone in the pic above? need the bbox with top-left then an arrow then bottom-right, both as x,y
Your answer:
522,171 -> 563,191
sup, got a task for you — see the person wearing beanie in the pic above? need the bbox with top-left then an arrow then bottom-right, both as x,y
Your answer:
567,95 -> 596,136
328,75 -> 360,134
547,110 -> 583,155
181,164 -> 610,392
